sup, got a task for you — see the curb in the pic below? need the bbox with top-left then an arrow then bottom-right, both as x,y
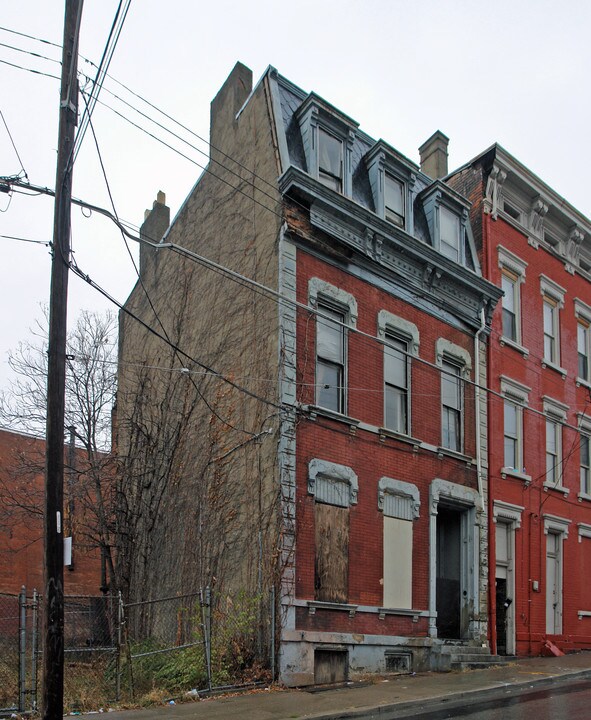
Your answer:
301,668 -> 591,720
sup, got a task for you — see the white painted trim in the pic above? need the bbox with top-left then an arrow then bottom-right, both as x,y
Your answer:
543,513 -> 571,537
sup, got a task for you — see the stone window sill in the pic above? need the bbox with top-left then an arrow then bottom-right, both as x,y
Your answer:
437,446 -> 474,466
543,482 -> 569,496
499,336 -> 529,358
541,359 -> 567,379
304,405 -> 360,434
501,467 -> 532,484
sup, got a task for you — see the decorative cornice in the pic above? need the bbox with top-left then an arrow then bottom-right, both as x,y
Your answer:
279,166 -> 502,331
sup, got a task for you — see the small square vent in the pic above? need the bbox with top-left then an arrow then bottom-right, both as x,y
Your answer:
385,651 -> 412,673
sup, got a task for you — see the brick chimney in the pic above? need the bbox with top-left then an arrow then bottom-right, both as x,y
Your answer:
140,190 -> 170,278
418,131 -> 449,179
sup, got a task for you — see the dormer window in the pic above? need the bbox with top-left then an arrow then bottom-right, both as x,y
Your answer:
318,128 -> 343,192
384,173 -> 405,227
296,93 -> 358,197
439,206 -> 461,262
365,141 -> 418,233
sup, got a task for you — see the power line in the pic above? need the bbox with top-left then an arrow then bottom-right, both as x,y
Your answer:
0,233 -> 50,246
70,0 -> 132,168
82,93 -> 255,436
1,108 -> 28,179
0,57 -> 60,80
67,255 -> 285,413
0,40 -> 61,66
0,24 -> 61,49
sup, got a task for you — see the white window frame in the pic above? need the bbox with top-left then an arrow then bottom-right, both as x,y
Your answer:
578,413 -> 591,501
317,126 -> 344,193
540,275 -> 566,374
378,311 -> 419,436
309,278 -> 357,417
581,434 -> 591,498
436,339 -> 471,455
500,376 -> 530,481
575,299 -> 591,386
383,333 -> 410,435
384,172 -> 405,228
498,246 -> 527,353
439,205 -> 462,263
543,396 -> 568,494
315,303 -> 346,414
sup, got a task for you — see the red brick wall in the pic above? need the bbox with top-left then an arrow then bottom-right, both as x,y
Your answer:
293,246 -> 479,636
0,429 -> 103,596
485,210 -> 591,654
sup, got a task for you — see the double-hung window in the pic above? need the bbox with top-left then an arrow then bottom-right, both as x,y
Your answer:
498,247 -> 527,350
384,334 -> 409,434
575,300 -> 591,383
439,206 -> 461,262
504,401 -> 520,471
500,377 -> 530,478
384,173 -> 405,228
316,304 -> 345,413
540,275 -> 565,371
545,419 -> 561,486
543,299 -> 559,364
581,434 -> 591,496
543,397 -> 567,491
441,360 -> 462,452
318,128 -> 343,193
578,322 -> 590,381
501,271 -> 519,342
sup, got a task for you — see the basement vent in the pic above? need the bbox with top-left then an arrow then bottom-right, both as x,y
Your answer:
385,650 -> 412,674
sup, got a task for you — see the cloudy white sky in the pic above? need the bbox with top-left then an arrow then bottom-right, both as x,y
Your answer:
1,0 -> 590,393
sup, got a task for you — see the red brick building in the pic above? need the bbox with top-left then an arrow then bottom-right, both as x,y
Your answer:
448,145 -> 591,656
0,428 -> 104,596
117,64 -> 503,685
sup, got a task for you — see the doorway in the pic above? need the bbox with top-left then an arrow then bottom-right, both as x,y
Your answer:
495,521 -> 515,655
546,532 -> 562,635
436,507 -> 463,638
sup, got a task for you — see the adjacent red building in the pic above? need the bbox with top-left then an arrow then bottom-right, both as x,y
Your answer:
449,145 -> 591,656
0,428 -> 104,596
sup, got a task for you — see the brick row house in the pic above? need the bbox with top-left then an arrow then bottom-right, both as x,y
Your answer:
117,61 -> 591,684
117,63 -> 502,685
448,147 -> 591,657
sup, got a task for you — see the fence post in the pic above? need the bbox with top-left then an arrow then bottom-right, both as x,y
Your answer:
31,589 -> 39,711
116,591 -> 123,702
202,587 -> 212,691
270,586 -> 276,681
18,585 -> 26,712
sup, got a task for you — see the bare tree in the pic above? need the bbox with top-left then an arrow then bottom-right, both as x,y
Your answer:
0,308 -> 118,591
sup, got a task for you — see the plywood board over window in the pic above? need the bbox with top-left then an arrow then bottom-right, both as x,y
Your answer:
315,502 -> 349,603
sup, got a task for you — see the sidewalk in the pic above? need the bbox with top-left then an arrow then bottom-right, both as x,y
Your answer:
77,652 -> 591,720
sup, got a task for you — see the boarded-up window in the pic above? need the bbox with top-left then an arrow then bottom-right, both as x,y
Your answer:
383,516 -> 412,608
315,502 -> 349,602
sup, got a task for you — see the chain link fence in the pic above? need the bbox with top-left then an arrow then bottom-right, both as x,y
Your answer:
0,586 -> 276,713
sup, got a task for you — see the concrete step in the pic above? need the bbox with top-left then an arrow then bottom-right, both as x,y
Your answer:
451,655 -> 512,671
444,646 -> 493,657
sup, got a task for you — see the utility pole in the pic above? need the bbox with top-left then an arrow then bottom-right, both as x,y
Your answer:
44,2 -> 83,718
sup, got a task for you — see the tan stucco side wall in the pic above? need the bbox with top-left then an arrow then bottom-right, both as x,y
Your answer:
116,63 -> 284,604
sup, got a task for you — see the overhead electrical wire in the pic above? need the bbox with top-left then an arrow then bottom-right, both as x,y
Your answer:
0,57 -> 60,80
2,32 -> 588,438
82,94 -> 256,436
70,0 -> 132,168
1,108 -> 28,179
5,175 -> 591,435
